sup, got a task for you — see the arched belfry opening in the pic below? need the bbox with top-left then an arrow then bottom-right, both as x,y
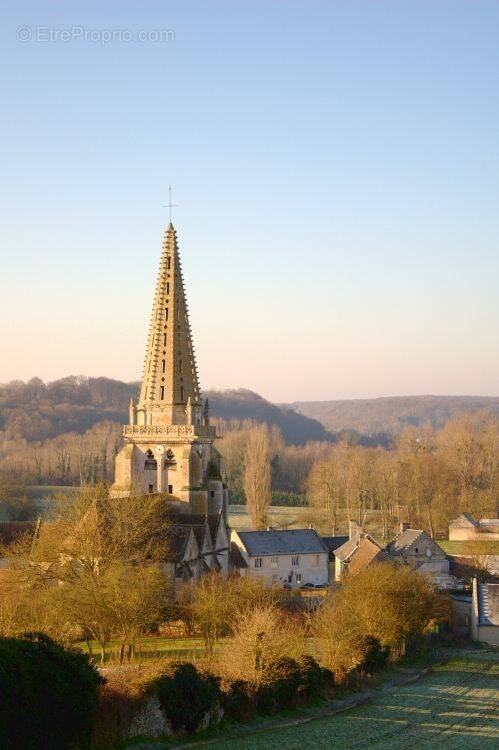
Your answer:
144,449 -> 157,470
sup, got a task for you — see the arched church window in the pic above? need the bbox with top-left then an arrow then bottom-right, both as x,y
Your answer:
144,449 -> 157,470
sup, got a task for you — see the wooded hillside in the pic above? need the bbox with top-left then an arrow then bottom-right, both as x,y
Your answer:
0,378 -> 327,445
289,395 -> 499,436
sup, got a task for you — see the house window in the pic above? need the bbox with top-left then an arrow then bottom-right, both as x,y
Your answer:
148,484 -> 154,493
292,556 -> 300,567
210,490 -> 215,498
271,556 -> 278,568
296,573 -> 302,583
254,558 -> 263,569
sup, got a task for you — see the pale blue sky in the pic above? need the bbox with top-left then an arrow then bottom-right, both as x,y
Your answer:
1,1 -> 498,401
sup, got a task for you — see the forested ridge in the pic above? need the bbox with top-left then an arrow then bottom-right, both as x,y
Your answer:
291,394 -> 499,435
0,377 -> 328,445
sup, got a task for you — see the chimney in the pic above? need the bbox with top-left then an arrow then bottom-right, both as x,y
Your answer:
399,522 -> 409,533
348,520 -> 359,540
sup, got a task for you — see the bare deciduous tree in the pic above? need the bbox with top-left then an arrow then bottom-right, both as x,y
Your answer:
243,425 -> 271,529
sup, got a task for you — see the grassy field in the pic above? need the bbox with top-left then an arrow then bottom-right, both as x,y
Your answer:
79,635 -> 206,664
438,540 -> 499,555
228,504 -> 311,531
124,651 -> 498,750
207,653 -> 498,750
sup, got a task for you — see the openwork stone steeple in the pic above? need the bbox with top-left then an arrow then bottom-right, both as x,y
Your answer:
136,223 -> 200,426
112,220 -> 227,524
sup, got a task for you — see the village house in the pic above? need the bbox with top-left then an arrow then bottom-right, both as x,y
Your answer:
386,524 -> 451,581
332,522 -> 390,581
449,513 -> 499,541
332,521 -> 459,588
321,535 -> 348,583
230,528 -> 329,588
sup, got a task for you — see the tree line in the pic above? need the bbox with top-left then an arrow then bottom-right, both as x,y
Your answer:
228,411 -> 498,537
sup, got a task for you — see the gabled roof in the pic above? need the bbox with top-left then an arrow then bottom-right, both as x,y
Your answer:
387,528 -> 445,557
387,528 -> 425,553
229,542 -> 248,569
334,535 -> 362,562
347,537 -> 391,575
321,536 -> 349,560
166,526 -> 193,561
450,513 -> 478,528
322,536 -> 349,552
236,529 -> 327,557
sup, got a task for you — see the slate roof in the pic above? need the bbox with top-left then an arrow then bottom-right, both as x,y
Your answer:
169,511 -> 221,535
334,536 -> 360,562
166,526 -> 192,561
387,528 -> 445,557
387,528 -> 425,554
321,536 -> 349,560
236,529 -> 327,557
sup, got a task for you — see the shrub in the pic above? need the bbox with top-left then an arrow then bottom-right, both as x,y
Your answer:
154,662 -> 223,734
259,656 -> 302,712
297,654 -> 332,700
358,636 -> 390,675
224,679 -> 254,723
0,632 -> 101,750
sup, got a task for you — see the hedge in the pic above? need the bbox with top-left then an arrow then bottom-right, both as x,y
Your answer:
0,632 -> 101,750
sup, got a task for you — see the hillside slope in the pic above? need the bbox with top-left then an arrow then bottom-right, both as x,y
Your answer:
205,389 -> 328,444
0,377 -> 327,445
289,395 -> 499,436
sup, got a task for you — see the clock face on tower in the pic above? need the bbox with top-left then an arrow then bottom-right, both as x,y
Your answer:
154,445 -> 165,455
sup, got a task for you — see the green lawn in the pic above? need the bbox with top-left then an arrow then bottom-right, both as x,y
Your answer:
123,651 -> 499,750
438,540 -> 499,555
79,635 -> 206,664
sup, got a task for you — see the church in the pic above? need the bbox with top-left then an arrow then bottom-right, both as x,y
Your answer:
111,222 -> 230,582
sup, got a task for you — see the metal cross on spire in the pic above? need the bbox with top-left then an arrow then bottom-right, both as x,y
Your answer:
162,185 -> 178,223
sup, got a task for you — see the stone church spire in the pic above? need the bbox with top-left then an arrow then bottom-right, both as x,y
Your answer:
136,223 -> 200,426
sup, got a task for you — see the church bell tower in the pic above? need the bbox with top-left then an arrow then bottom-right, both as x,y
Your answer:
111,222 -> 227,518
